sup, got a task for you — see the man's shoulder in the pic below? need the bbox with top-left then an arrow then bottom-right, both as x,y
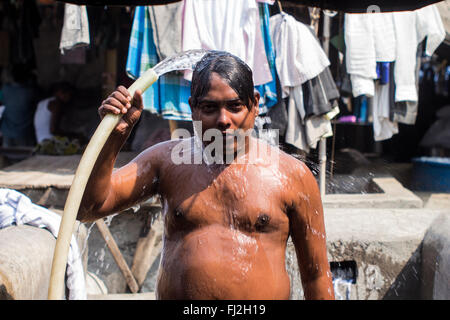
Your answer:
275,148 -> 316,188
137,137 -> 194,162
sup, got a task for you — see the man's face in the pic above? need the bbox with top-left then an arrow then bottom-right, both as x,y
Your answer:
189,72 -> 259,155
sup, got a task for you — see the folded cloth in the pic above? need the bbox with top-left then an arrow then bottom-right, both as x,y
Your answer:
0,189 -> 86,300
59,4 -> 90,54
126,6 -> 192,121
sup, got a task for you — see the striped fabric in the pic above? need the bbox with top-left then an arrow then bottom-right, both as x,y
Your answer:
126,6 -> 192,121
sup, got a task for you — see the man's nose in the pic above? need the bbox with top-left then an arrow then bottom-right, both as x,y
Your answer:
216,107 -> 232,131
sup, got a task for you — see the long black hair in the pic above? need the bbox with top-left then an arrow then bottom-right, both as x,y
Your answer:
190,51 -> 256,110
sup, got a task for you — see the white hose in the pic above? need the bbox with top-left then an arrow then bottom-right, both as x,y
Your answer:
48,68 -> 159,300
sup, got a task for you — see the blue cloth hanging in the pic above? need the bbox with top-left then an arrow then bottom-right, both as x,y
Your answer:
255,2 -> 278,114
126,6 -> 192,121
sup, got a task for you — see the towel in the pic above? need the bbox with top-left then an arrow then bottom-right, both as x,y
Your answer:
59,4 -> 90,54
0,188 -> 86,300
344,4 -> 445,102
393,4 -> 445,102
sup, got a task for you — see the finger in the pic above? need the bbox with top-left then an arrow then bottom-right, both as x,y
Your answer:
100,104 -> 122,116
117,86 -> 132,102
111,91 -> 131,110
132,89 -> 144,111
105,97 -> 129,114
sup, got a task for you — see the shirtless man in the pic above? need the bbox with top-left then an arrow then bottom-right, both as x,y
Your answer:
78,51 -> 335,300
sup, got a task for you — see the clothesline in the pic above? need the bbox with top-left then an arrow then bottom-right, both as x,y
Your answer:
56,0 -> 447,153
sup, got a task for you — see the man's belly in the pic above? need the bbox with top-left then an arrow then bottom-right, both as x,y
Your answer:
156,225 -> 290,300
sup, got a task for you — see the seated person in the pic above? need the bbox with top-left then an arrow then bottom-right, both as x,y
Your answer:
34,82 -> 83,155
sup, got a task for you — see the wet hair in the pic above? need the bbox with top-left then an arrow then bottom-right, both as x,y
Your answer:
190,51 -> 256,110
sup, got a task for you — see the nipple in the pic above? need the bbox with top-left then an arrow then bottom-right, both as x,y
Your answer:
255,214 -> 270,231
174,209 -> 183,218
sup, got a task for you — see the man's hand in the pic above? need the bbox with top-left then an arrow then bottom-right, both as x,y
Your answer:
98,85 -> 144,135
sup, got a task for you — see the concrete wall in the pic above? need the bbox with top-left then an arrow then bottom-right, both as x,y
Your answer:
286,208 -> 446,300
421,213 -> 450,299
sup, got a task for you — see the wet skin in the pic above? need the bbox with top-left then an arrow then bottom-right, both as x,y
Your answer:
79,73 -> 335,300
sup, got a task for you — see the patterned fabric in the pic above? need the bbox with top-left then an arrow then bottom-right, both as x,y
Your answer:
126,6 -> 192,121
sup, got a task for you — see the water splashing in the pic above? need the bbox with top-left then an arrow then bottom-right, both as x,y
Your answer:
152,49 -> 208,77
333,278 -> 353,300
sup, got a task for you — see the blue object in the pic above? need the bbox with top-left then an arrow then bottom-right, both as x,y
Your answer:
255,2 -> 278,114
411,157 -> 450,192
354,95 -> 368,123
376,62 -> 390,85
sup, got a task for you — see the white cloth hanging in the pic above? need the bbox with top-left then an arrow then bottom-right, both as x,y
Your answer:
393,4 -> 445,102
0,189 -> 87,300
372,82 -> 398,141
181,0 -> 272,86
270,12 -> 333,152
59,4 -> 90,54
345,4 -> 445,102
270,12 -> 330,98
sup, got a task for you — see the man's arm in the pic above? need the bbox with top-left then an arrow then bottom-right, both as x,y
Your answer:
289,161 -> 335,300
77,86 -> 160,222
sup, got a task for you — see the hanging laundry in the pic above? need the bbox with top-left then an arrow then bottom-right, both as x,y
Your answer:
344,4 -> 445,102
284,86 -> 334,153
60,4 -> 90,54
149,1 -> 183,61
182,0 -> 272,86
393,4 -> 445,102
126,6 -> 192,121
255,2 -> 278,114
270,12 -> 337,152
391,42 -> 424,125
302,66 -> 340,118
372,66 -> 399,141
270,12 -> 330,98
345,11 -> 396,97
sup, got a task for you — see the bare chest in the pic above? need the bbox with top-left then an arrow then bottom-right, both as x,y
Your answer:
160,163 -> 290,236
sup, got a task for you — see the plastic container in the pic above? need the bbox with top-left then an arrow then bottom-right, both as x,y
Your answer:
411,157 -> 450,192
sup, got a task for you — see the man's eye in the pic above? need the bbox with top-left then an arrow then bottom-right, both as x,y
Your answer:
228,103 -> 243,111
202,105 -> 216,112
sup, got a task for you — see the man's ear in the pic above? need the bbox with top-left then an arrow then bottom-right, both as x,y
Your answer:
252,91 -> 260,117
